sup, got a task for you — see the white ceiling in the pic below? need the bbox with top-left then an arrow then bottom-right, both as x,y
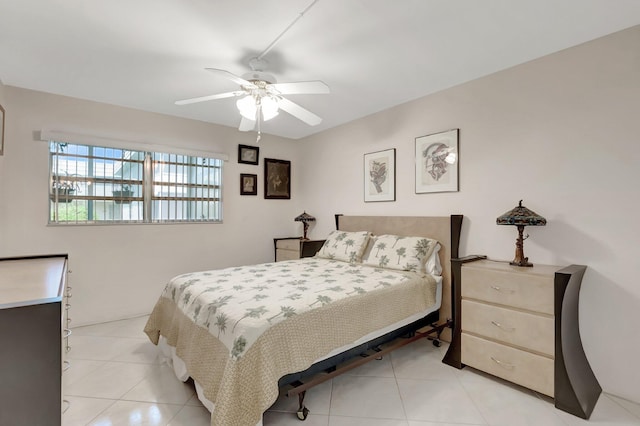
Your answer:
1,0 -> 639,140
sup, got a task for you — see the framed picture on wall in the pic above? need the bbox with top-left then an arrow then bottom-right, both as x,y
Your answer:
238,144 -> 259,165
364,148 -> 396,202
415,129 -> 459,193
240,174 -> 257,195
264,158 -> 291,199
0,103 -> 5,156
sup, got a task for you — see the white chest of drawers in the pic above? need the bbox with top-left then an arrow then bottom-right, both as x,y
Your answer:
443,257 -> 602,419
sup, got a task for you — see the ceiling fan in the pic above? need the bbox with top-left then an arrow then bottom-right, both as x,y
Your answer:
175,57 -> 330,134
174,0 -> 327,141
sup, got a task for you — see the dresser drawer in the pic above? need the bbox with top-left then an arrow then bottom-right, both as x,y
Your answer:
461,299 -> 554,356
462,264 -> 554,314
275,248 -> 300,261
462,333 -> 554,397
276,238 -> 301,250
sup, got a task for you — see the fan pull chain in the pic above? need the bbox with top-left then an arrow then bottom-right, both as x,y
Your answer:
256,106 -> 262,142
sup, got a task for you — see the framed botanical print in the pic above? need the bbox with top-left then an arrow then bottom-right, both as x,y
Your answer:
238,144 -> 259,165
415,129 -> 459,193
240,173 -> 257,195
364,148 -> 396,202
264,158 -> 291,199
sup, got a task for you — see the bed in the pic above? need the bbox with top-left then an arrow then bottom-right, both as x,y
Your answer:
144,214 -> 463,426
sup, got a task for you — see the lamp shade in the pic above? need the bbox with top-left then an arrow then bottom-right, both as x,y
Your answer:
237,95 -> 280,122
496,200 -> 546,267
236,96 -> 257,120
496,200 -> 546,226
294,211 -> 315,223
260,96 -> 279,121
295,211 -> 315,240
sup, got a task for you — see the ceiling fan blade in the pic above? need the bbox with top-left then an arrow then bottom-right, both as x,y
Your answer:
205,68 -> 257,88
238,116 -> 256,132
270,81 -> 330,95
175,91 -> 244,105
277,97 -> 322,126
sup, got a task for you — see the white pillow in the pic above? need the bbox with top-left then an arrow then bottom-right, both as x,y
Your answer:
361,234 -> 439,273
316,230 -> 371,263
425,243 -> 442,276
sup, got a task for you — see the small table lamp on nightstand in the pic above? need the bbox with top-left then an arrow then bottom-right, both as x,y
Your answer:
294,211 -> 315,240
497,200 -> 546,267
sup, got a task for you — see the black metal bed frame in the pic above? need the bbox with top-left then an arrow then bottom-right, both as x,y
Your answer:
279,311 -> 449,419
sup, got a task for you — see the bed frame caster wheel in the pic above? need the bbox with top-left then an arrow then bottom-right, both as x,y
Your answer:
432,339 -> 441,347
296,389 -> 309,420
297,406 -> 309,420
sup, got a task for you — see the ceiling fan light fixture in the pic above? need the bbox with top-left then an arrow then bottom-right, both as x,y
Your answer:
260,96 -> 279,121
236,96 -> 257,120
176,1 -> 327,133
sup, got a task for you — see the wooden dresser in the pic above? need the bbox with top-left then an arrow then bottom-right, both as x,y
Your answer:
443,257 -> 601,419
460,260 -> 556,396
274,237 -> 325,262
0,254 -> 68,426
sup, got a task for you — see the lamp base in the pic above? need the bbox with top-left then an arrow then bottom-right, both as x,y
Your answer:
511,225 -> 533,267
510,258 -> 533,267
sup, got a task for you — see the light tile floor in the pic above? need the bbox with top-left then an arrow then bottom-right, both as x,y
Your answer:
64,315 -> 640,426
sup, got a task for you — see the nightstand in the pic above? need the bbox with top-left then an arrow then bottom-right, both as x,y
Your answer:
443,258 -> 601,419
274,238 -> 325,262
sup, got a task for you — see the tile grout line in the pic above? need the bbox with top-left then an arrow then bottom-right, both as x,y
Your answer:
531,391 -> 573,426
64,347 -> 158,423
389,350 -> 410,424
452,364 -> 491,426
604,393 -> 640,421
71,396 -> 118,426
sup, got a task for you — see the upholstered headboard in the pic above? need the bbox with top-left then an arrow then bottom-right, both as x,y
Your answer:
336,214 -> 463,340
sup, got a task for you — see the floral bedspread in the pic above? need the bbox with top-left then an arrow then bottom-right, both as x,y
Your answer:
145,257 -> 438,425
158,257 -> 422,359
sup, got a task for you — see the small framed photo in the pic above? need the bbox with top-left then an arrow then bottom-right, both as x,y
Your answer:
0,103 -> 5,156
240,173 -> 257,195
415,129 -> 459,194
238,144 -> 259,165
364,148 -> 395,202
264,158 -> 291,199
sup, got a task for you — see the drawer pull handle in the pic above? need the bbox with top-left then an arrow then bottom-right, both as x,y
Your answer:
491,356 -> 515,369
63,329 -> 72,338
491,320 -> 515,332
491,285 -> 515,294
63,360 -> 71,371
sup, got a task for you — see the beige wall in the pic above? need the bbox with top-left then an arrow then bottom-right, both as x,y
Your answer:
0,87 -> 304,325
298,26 -> 640,403
0,80 -> 5,223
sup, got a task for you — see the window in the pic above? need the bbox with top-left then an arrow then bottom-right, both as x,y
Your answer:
49,141 -> 223,224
